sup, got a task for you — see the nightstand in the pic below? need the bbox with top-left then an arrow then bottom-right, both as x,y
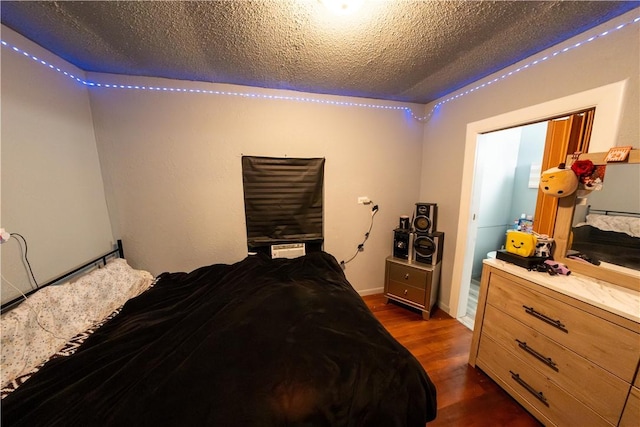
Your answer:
384,256 -> 441,320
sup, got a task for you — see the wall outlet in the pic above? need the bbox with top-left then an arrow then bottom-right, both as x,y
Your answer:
357,196 -> 370,204
0,228 -> 10,244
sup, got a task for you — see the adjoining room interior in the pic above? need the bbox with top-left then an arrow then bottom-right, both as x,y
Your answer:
1,2 -> 638,426
459,121 -> 547,329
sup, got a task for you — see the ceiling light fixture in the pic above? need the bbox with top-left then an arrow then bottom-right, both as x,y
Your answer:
1,15 -> 638,123
321,0 -> 365,16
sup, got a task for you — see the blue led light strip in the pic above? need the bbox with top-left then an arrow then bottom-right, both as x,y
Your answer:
419,15 -> 640,122
2,15 -> 638,123
0,39 -> 419,119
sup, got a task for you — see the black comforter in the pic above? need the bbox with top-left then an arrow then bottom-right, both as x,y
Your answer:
2,252 -> 436,426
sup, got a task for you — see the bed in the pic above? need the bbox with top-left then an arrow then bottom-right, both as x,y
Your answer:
1,245 -> 437,426
569,209 -> 640,270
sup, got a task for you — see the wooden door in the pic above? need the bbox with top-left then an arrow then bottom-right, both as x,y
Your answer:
533,109 -> 594,236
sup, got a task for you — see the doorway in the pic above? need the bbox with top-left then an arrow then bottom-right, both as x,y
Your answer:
458,122 -> 547,329
459,110 -> 594,328
449,81 -> 627,327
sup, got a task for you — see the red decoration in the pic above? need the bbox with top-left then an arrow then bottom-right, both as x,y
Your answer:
571,159 -> 595,179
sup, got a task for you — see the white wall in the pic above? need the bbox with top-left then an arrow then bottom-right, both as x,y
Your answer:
584,163 -> 640,214
469,122 -> 546,281
470,128 -> 520,280
420,9 -> 640,314
509,122 -> 547,223
87,74 -> 424,293
1,26 -> 114,303
1,22 -> 424,297
475,128 -> 521,231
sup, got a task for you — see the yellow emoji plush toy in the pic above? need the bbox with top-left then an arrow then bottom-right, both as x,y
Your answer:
505,231 -> 538,257
539,163 -> 579,197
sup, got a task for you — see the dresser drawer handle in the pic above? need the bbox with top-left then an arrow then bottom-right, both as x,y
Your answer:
522,305 -> 568,333
403,289 -> 408,296
404,273 -> 410,280
509,371 -> 549,407
516,339 -> 559,371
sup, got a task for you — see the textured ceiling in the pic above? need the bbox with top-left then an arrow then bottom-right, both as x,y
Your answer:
1,1 -> 638,104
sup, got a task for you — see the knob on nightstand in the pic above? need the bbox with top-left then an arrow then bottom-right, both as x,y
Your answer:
404,289 -> 408,296
404,273 -> 409,280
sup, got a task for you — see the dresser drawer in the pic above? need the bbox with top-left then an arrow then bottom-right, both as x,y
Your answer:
477,334 -> 611,427
486,272 -> 639,382
619,386 -> 640,427
387,262 -> 428,290
482,305 -> 628,424
386,280 -> 425,307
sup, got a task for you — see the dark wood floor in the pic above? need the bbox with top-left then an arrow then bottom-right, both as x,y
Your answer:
362,294 -> 543,427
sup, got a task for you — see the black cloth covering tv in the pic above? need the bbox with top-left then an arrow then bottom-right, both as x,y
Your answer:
2,252 -> 437,426
242,156 -> 325,252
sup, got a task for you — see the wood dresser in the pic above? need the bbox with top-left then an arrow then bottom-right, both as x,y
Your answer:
469,259 -> 640,426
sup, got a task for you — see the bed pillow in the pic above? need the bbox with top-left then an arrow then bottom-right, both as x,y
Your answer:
585,213 -> 640,238
1,258 -> 153,388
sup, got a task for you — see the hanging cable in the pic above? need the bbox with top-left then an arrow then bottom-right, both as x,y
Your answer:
340,202 -> 379,269
9,233 -> 39,289
1,274 -> 66,339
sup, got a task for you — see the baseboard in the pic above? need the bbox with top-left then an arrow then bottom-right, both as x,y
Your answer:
438,299 -> 451,315
357,287 -> 384,296
458,315 -> 475,331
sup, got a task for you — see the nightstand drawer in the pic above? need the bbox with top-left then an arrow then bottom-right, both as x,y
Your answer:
486,271 -> 639,382
482,304 -> 628,424
384,257 -> 440,320
387,262 -> 428,290
387,280 -> 426,307
477,334 -> 611,427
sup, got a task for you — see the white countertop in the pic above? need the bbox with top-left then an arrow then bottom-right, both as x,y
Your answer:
484,258 -> 640,324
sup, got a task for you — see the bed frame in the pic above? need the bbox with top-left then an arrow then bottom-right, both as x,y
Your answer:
1,240 -> 124,312
587,206 -> 640,217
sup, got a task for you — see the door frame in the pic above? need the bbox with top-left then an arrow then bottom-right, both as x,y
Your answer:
450,80 -> 627,320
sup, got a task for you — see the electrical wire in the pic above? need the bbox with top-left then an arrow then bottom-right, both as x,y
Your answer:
1,274 -> 66,339
9,233 -> 38,289
340,202 -> 379,269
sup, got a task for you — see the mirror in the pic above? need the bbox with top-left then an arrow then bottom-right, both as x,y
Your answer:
554,149 -> 640,291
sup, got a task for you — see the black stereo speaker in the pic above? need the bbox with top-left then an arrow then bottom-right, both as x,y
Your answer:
393,228 -> 413,260
413,203 -> 437,233
413,231 -> 444,266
